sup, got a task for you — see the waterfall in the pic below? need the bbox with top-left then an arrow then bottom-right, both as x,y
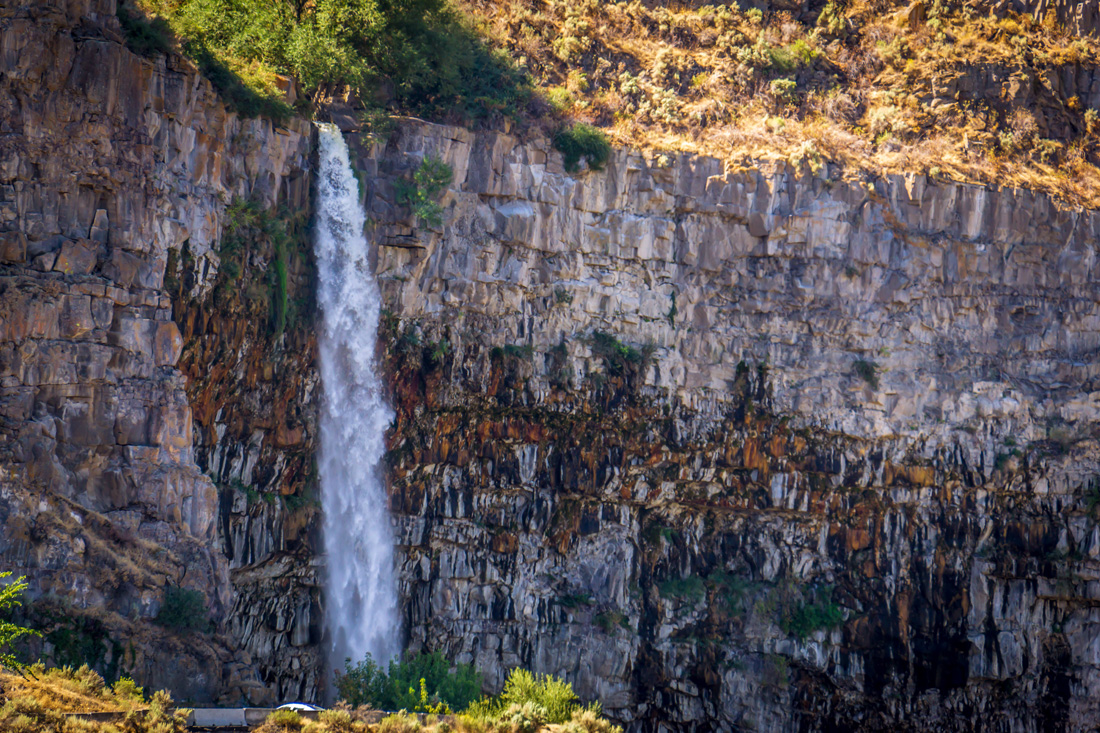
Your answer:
314,123 -> 401,679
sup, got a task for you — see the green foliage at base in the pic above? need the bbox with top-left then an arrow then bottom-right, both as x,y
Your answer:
335,651 -> 482,713
466,668 -> 598,725
154,587 -> 211,633
113,676 -> 145,703
0,573 -> 38,672
263,709 -> 303,729
41,611 -> 122,682
553,123 -> 611,172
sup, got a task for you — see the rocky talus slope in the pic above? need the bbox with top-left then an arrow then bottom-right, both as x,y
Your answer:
351,121 -> 1100,731
0,0 -> 319,704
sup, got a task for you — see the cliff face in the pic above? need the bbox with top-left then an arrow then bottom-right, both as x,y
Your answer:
0,0 -> 319,704
349,121 -> 1100,731
6,2 -> 1100,728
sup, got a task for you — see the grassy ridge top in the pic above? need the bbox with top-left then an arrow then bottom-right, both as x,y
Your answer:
460,0 -> 1100,207
122,0 -> 1100,207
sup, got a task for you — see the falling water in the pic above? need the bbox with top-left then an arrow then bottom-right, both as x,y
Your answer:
314,123 -> 401,677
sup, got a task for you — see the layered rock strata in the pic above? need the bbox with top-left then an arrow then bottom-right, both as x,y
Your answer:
5,1 -> 1100,726
0,0 -> 319,703
349,120 -> 1100,731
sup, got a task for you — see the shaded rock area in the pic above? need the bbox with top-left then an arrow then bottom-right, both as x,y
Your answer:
348,120 -> 1100,731
0,0 -> 319,705
996,0 -> 1100,36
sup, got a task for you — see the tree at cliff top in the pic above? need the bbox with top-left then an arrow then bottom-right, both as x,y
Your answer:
128,0 -> 534,124
0,572 -> 38,673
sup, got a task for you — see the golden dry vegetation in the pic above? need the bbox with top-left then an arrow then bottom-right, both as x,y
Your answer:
0,669 -> 621,733
254,705 -> 621,733
460,0 -> 1100,206
0,664 -> 188,733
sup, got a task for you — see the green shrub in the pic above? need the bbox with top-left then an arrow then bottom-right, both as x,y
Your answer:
117,1 -> 173,57
852,359 -> 879,389
377,711 -> 422,733
466,668 -> 597,724
154,586 -> 211,632
554,123 -> 612,172
262,708 -> 303,731
184,42 -> 294,122
1085,479 -> 1100,515
658,575 -> 706,602
770,77 -> 797,104
0,572 -> 39,672
336,650 -> 482,713
779,585 -> 844,640
317,708 -> 357,731
217,199 -> 304,338
396,156 -> 453,229
558,592 -> 593,609
166,0 -> 533,124
706,571 -> 753,617
561,709 -> 624,733
594,611 -> 631,634
588,331 -> 655,381
112,676 -> 145,703
270,229 -> 289,337
502,702 -> 546,733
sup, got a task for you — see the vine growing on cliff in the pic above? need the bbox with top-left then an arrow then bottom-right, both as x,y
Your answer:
395,156 -> 454,229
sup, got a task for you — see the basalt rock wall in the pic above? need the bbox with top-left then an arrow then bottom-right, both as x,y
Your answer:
5,1 -> 1100,725
349,120 -> 1100,731
0,0 -> 320,704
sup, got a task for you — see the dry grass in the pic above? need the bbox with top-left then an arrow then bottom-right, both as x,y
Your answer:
0,666 -> 191,733
458,0 -> 1100,207
0,665 -> 128,713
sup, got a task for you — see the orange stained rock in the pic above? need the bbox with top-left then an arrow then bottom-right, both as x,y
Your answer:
740,439 -> 770,473
767,434 -> 786,459
491,532 -> 518,554
847,527 -> 873,553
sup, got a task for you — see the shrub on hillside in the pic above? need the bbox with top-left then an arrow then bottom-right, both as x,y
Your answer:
553,123 -> 611,172
465,668 -> 599,724
154,586 -> 211,632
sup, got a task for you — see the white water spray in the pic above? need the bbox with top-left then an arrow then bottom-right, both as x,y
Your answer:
314,123 -> 401,676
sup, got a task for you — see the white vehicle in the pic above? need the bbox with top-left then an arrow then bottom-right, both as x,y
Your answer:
276,703 -> 324,712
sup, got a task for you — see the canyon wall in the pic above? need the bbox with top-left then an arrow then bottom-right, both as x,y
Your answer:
0,0 -> 320,704
350,121 -> 1100,731
5,2 -> 1100,729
